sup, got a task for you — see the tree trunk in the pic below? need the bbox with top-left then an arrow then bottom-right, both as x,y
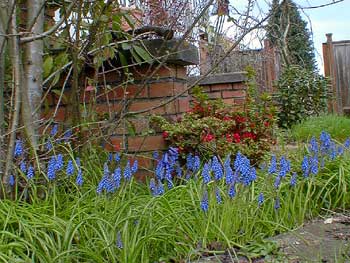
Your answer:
0,5 -> 7,180
3,1 -> 22,193
22,0 -> 45,150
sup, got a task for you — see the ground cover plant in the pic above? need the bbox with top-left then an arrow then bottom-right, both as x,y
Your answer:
1,128 -> 350,262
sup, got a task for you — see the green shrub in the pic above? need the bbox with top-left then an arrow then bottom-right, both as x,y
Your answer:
276,65 -> 329,128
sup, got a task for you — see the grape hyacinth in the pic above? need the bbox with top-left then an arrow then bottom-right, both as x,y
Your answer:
301,156 -> 309,178
290,172 -> 297,187
50,124 -> 58,136
123,161 -> 132,181
131,160 -> 138,174
114,153 -> 121,162
47,156 -> 57,180
228,184 -> 236,199
9,175 -> 15,186
274,197 -> 281,210
63,129 -> 72,142
55,154 -> 64,171
193,155 -> 201,172
76,169 -> 83,186
113,167 -> 122,189
309,136 -> 318,154
19,160 -> 27,173
116,231 -> 123,249
310,156 -> 318,175
211,156 -> 223,181
258,192 -> 264,206
279,156 -> 290,178
149,178 -> 157,196
156,181 -> 165,196
152,151 -> 159,160
46,141 -> 53,151
345,138 -> 350,148
108,152 -> 113,163
27,165 -> 34,180
14,139 -> 23,157
215,187 -> 222,204
274,175 -> 281,189
268,155 -> 277,174
202,163 -> 211,184
66,160 -> 74,176
225,164 -> 234,185
200,190 -> 209,212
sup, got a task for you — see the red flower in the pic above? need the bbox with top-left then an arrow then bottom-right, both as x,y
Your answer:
233,133 -> 240,143
162,131 -> 169,138
235,116 -> 247,123
264,121 -> 270,127
203,133 -> 215,142
226,134 -> 233,143
223,116 -> 231,121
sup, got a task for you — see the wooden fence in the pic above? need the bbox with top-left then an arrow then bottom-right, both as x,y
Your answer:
323,34 -> 350,115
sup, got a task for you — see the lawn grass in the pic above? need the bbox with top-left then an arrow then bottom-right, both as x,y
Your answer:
0,134 -> 350,262
290,114 -> 350,142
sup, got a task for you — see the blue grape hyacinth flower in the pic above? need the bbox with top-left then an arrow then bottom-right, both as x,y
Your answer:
76,169 -> 83,186
290,172 -> 297,187
225,164 -> 234,185
14,139 -> 23,157
66,160 -> 74,176
215,187 -> 222,204
9,175 -> 15,186
47,156 -> 57,180
116,231 -> 123,249
131,160 -> 138,174
193,155 -> 201,172
113,167 -> 122,189
156,181 -> 165,196
345,138 -> 350,149
27,165 -> 34,180
228,184 -> 236,199
202,163 -> 211,184
50,124 -> 58,137
55,154 -> 64,171
268,155 -> 277,174
274,175 -> 281,189
200,190 -> 209,212
19,160 -> 27,173
212,156 -> 223,181
274,197 -> 280,210
301,156 -> 310,178
149,178 -> 157,196
123,161 -> 132,181
258,192 -> 264,206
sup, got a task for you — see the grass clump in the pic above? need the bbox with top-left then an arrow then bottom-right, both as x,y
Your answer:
290,114 -> 350,142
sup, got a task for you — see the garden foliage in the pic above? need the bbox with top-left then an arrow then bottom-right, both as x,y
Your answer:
276,65 -> 329,128
152,70 -> 277,163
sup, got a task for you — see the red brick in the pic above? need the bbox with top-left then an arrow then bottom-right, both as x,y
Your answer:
173,82 -> 188,96
95,103 -> 123,114
178,98 -> 190,113
97,70 -> 122,83
133,169 -> 154,182
129,100 -> 177,115
211,83 -> 233,91
223,98 -> 235,106
115,118 -> 150,135
132,65 -> 177,80
149,82 -> 174,98
222,90 -> 246,99
97,85 -> 148,101
207,91 -> 222,99
106,136 -> 124,151
42,107 -> 66,122
234,98 -> 246,105
232,83 -> 246,90
129,155 -> 153,169
176,66 -> 187,79
127,135 -> 166,152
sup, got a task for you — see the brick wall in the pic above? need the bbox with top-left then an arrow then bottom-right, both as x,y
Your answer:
44,65 -> 246,180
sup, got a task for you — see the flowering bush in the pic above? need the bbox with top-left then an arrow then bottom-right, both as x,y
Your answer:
152,75 -> 277,163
